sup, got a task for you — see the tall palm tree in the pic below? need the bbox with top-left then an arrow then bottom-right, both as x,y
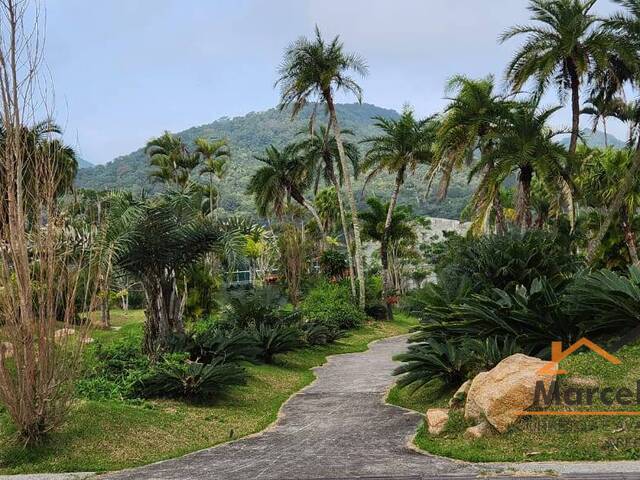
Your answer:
361,107 -> 437,319
359,197 -> 416,320
195,137 -> 229,215
146,132 -> 199,188
276,26 -> 368,308
476,101 -> 568,230
432,75 -> 512,234
500,0 -> 628,156
247,144 -> 325,237
296,125 -> 359,299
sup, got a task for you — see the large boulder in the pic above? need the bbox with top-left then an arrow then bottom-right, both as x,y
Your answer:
426,408 -> 449,435
464,353 -> 555,433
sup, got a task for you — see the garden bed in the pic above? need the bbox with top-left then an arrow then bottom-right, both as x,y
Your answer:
0,309 -> 416,474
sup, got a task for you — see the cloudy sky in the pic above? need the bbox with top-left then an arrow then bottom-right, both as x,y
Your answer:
45,0 -> 623,165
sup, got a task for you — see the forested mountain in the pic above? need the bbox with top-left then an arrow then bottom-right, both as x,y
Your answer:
75,103 -> 624,220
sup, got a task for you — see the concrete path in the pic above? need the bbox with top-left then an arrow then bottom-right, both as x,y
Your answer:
100,335 -> 475,480
94,335 -> 640,480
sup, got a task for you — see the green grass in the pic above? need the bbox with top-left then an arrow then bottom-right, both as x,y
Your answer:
388,340 -> 640,462
0,310 -> 417,474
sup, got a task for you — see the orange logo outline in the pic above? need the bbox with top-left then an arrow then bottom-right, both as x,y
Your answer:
538,337 -> 622,376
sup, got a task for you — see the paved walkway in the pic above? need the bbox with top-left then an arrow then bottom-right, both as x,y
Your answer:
92,335 -> 640,480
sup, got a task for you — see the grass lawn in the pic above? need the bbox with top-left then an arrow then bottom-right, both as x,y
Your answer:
388,340 -> 640,463
0,310 -> 417,474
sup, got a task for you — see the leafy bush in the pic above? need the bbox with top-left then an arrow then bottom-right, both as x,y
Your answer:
466,336 -> 521,373
191,324 -> 259,363
393,339 -> 471,391
319,248 -> 348,278
222,286 -> 287,329
568,266 -> 640,338
300,321 -> 345,346
91,334 -> 149,380
250,323 -> 301,364
436,230 -> 580,294
135,355 -> 246,399
301,280 -> 366,330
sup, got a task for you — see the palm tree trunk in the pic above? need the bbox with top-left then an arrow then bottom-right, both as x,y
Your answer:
603,118 -> 608,148
620,205 -> 640,266
291,190 -> 326,239
587,146 -> 640,263
326,163 -> 357,300
381,168 -> 404,320
516,165 -> 533,230
210,173 -> 215,216
325,93 -> 366,309
568,59 -> 580,156
493,190 -> 507,234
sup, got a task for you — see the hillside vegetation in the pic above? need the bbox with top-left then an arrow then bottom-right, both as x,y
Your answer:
75,103 -> 477,219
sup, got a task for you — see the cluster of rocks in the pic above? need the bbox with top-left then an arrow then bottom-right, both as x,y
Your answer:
426,353 -> 555,439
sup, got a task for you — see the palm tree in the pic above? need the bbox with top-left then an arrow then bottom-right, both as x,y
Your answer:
247,144 -> 325,237
296,125 -> 359,299
581,93 -> 626,147
146,132 -> 199,188
500,0 -> 630,156
476,101 -> 568,230
432,75 -> 512,234
276,26 -> 368,309
361,107 -> 437,319
581,147 -> 640,265
359,197 -> 416,320
113,191 -> 241,356
195,137 -> 229,215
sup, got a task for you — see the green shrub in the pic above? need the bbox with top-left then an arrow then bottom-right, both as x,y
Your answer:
437,230 -> 580,294
222,286 -> 287,329
250,323 -> 301,364
319,248 -> 348,278
191,325 -> 259,363
465,336 -> 521,373
135,355 -> 246,399
300,321 -> 345,346
301,281 -> 366,330
564,265 -> 640,346
364,275 -> 386,320
91,334 -> 149,380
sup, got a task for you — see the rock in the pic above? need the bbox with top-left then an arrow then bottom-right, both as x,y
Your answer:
565,375 -> 599,389
449,379 -> 472,409
81,337 -> 94,344
464,353 -> 555,433
426,408 -> 449,435
54,328 -> 76,341
463,420 -> 494,440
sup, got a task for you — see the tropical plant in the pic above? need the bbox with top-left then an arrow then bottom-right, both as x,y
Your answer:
474,100 -> 569,229
300,280 -> 366,330
359,198 -> 417,319
393,339 -> 471,391
191,325 -> 258,364
250,323 -> 301,364
579,147 -> 640,264
361,107 -> 437,316
431,75 -> 512,234
247,144 -> 324,236
276,26 -> 368,309
146,132 -> 200,188
319,248 -> 348,279
195,137 -> 230,215
113,189 -> 242,356
136,355 -> 246,399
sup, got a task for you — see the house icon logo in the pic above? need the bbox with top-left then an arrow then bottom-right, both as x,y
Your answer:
538,338 -> 622,376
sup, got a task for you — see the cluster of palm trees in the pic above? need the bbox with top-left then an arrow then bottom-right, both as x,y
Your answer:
244,0 -> 640,318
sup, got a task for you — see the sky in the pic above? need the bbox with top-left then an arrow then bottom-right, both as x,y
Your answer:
44,0 -> 624,165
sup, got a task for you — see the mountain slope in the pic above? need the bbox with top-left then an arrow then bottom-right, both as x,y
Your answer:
76,103 -> 475,219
